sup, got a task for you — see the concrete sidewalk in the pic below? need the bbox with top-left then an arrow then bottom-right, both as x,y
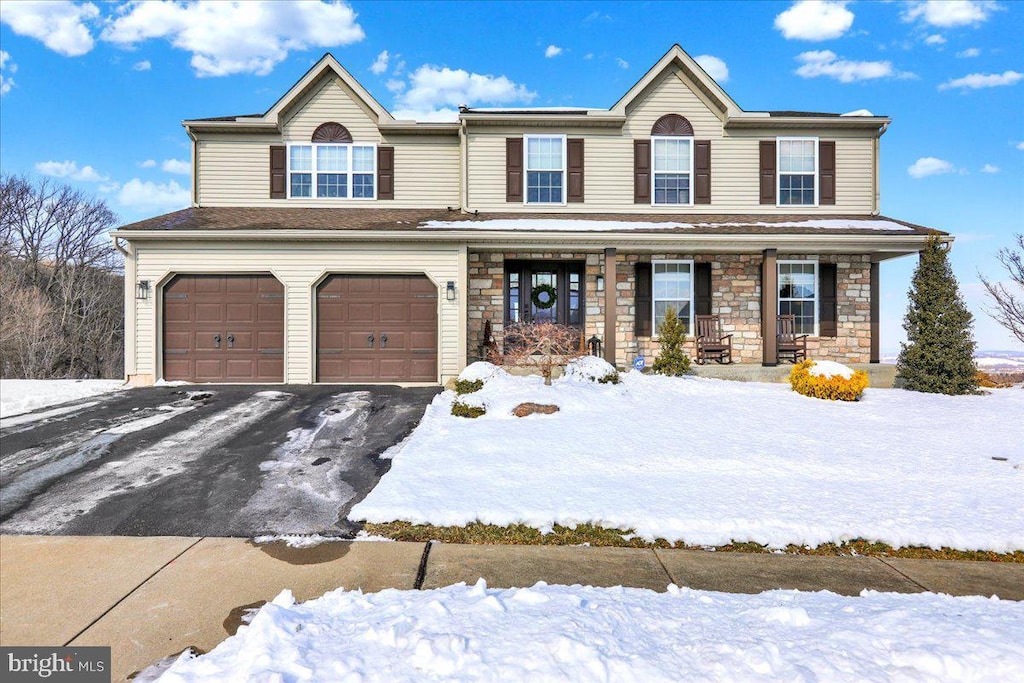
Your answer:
2,536 -> 1021,681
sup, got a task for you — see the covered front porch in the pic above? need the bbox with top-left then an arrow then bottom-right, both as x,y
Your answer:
467,247 -> 886,370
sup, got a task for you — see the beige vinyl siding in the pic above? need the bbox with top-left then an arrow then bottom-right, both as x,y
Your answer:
130,241 -> 465,384
466,67 -> 876,214
196,134 -> 459,208
281,77 -> 381,143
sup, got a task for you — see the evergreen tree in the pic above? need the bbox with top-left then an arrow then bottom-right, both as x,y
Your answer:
897,234 -> 978,395
652,306 -> 692,376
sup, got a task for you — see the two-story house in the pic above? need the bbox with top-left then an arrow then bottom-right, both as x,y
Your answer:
112,45 -> 946,386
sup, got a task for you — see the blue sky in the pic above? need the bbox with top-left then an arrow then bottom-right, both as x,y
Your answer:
1,0 -> 1021,351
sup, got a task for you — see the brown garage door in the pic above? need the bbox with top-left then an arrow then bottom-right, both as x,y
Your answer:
163,274 -> 284,382
317,275 -> 438,382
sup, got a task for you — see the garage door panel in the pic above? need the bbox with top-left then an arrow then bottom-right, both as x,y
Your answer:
162,274 -> 283,383
317,274 -> 437,382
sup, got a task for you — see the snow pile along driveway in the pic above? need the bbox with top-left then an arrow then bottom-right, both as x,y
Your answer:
0,379 -> 125,419
351,371 -> 1024,551
149,582 -> 1024,682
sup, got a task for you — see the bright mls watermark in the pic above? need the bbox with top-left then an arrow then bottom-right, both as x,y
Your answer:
2,648 -> 110,682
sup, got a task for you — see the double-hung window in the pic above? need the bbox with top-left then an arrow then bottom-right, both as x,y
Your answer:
525,135 -> 565,204
652,137 -> 693,205
778,260 -> 818,335
777,137 -> 817,206
652,260 -> 694,335
288,144 -> 376,199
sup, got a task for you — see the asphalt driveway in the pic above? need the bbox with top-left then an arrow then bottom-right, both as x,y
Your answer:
0,385 -> 438,537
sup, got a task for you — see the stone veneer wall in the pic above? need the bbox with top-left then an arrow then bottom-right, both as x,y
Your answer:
467,250 -> 873,367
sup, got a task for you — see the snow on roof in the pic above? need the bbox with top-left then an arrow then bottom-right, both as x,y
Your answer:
419,218 -> 915,232
841,109 -> 875,117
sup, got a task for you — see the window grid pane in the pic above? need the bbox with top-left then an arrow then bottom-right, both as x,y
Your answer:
290,146 -> 312,172
527,137 -> 563,171
653,139 -> 690,172
316,145 -> 348,172
317,173 -> 348,198
352,146 -> 374,172
653,262 -> 692,335
654,173 -> 690,204
527,171 -> 563,203
778,263 -> 816,334
780,174 -> 815,205
290,172 -> 311,197
352,173 -> 374,198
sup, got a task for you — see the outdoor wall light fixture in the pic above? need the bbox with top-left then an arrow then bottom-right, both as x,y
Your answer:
596,275 -> 605,292
446,280 -> 456,301
136,280 -> 150,300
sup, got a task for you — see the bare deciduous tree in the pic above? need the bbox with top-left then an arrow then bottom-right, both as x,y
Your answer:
0,174 -> 124,378
980,233 -> 1024,345
492,322 -> 585,386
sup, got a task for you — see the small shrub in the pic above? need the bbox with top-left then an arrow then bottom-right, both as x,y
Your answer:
563,356 -> 620,384
597,371 -> 620,384
975,371 -> 1015,389
789,359 -> 868,401
652,306 -> 692,376
451,401 -> 486,418
453,378 -> 484,394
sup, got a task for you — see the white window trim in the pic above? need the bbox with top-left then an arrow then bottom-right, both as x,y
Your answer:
776,136 -> 818,208
523,134 -> 567,207
286,142 -> 377,200
650,136 -> 695,208
651,259 -> 695,339
777,259 -> 819,337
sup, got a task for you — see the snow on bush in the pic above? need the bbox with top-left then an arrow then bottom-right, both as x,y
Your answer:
147,582 -> 1024,682
458,361 -> 504,383
562,355 -> 620,384
790,360 -> 868,401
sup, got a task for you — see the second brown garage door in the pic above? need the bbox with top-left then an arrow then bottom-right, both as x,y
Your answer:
317,275 -> 438,382
163,274 -> 284,383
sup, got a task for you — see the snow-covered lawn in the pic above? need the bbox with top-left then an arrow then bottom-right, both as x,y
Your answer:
352,366 -> 1024,552
0,379 -> 125,419
148,582 -> 1024,682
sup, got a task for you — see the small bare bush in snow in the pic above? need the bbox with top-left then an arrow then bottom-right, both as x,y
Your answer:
496,322 -> 584,386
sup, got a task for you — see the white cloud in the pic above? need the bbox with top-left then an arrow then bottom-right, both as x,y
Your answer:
924,34 -> 946,45
390,64 -> 536,121
956,47 -> 981,58
370,49 -> 389,75
902,1 -> 1000,27
34,160 -> 109,182
138,159 -> 157,168
774,1 -> 854,41
0,50 -> 15,96
132,59 -> 151,71
938,70 -> 1023,91
116,178 -> 190,212
981,164 -> 1000,174
544,45 -> 562,59
101,0 -> 365,77
583,53 -> 594,60
795,50 -> 913,83
0,0 -> 99,57
615,57 -> 629,69
694,54 -> 729,83
161,159 -> 190,175
385,78 -> 405,93
1017,142 -> 1024,151
907,157 -> 955,178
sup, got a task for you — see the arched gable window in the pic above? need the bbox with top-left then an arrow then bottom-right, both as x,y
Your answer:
649,115 -> 694,205
288,122 -> 375,199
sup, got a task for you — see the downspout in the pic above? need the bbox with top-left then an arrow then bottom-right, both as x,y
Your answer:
186,125 -> 199,207
111,235 -> 137,380
872,122 -> 888,216
459,114 -> 469,212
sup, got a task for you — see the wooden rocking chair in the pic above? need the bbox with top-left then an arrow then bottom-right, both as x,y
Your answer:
776,314 -> 808,364
695,314 -> 733,364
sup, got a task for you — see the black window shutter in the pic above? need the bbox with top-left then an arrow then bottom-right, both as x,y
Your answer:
634,140 -> 651,204
567,138 -> 584,202
377,146 -> 395,199
269,145 -> 286,199
506,138 -> 523,202
819,263 -> 838,337
694,140 -> 711,204
759,140 -> 776,205
695,262 -> 713,316
819,140 -> 836,205
635,262 -> 652,336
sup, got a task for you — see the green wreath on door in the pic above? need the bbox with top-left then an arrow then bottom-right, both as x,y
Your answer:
530,283 -> 557,310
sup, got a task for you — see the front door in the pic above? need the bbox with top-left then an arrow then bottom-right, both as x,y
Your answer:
505,260 -> 584,328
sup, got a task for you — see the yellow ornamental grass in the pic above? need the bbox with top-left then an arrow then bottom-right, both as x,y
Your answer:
789,359 -> 869,401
